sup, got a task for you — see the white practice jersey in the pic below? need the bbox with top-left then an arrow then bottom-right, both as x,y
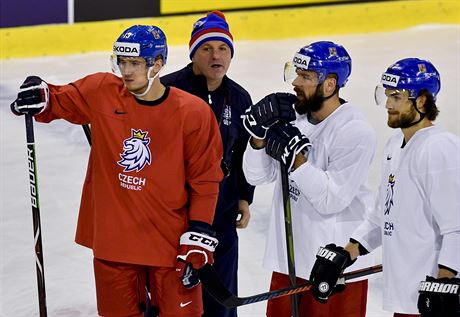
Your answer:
243,102 -> 378,279
352,126 -> 460,313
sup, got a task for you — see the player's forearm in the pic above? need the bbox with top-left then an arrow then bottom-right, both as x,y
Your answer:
345,241 -> 360,261
437,265 -> 457,279
350,217 -> 382,253
188,192 -> 219,225
242,142 -> 277,186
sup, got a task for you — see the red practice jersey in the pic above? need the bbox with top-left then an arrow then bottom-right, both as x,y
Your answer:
36,72 -> 223,266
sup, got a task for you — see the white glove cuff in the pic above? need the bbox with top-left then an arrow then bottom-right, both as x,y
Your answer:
179,231 -> 218,252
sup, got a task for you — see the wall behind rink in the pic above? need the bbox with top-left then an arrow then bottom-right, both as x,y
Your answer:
0,0 -> 374,27
0,0 -> 458,59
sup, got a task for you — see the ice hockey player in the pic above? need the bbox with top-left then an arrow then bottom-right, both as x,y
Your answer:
11,24 -> 224,317
310,58 -> 460,317
162,10 -> 255,317
241,41 -> 377,316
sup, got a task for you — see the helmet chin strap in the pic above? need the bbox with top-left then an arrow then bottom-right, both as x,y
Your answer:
401,98 -> 426,129
132,66 -> 162,98
314,83 -> 337,103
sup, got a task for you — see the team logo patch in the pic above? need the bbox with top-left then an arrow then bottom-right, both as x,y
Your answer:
418,63 -> 427,73
193,20 -> 205,30
223,105 -> 231,126
117,129 -> 152,172
152,29 -> 161,39
384,174 -> 395,215
328,47 -> 337,56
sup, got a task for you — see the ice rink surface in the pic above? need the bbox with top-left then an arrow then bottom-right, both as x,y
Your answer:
1,25 -> 459,316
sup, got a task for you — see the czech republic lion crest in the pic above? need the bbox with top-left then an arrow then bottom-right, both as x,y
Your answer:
384,174 -> 395,215
117,129 -> 152,172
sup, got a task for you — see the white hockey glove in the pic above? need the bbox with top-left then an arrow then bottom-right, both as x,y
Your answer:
176,221 -> 218,289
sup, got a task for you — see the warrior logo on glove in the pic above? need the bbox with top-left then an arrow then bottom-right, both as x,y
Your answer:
310,244 -> 355,303
417,276 -> 460,317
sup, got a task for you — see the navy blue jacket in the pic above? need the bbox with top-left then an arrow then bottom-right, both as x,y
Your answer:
162,64 -> 255,231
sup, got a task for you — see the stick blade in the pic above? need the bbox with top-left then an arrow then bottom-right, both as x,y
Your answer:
198,264 -> 240,308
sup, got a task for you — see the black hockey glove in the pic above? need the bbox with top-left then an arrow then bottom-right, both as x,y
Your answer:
310,244 -> 356,303
265,122 -> 311,171
418,276 -> 460,317
176,221 -> 218,289
11,76 -> 49,116
242,92 -> 297,139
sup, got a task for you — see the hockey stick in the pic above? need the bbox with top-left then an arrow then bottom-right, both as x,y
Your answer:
82,124 -> 91,146
280,163 -> 299,316
24,114 -> 48,317
199,263 -> 383,308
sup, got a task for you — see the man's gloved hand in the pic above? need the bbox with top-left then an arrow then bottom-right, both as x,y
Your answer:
310,244 -> 356,303
176,221 -> 218,289
265,122 -> 311,171
10,76 -> 49,116
242,92 -> 297,139
418,276 -> 460,317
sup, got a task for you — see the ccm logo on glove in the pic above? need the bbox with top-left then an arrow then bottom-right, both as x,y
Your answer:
182,232 -> 218,250
176,222 -> 219,289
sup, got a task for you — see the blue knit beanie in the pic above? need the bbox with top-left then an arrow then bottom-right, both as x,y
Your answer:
189,11 -> 234,59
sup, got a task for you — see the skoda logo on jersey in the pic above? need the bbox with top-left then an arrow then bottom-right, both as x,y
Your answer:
118,129 -> 152,172
113,42 -> 141,57
384,174 -> 395,215
381,73 -> 400,88
293,53 -> 311,70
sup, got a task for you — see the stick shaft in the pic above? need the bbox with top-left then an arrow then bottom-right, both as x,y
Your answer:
25,115 -> 48,317
280,164 -> 299,316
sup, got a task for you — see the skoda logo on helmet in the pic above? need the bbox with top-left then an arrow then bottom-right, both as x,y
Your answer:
381,73 -> 400,88
113,42 -> 141,57
293,53 -> 311,69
